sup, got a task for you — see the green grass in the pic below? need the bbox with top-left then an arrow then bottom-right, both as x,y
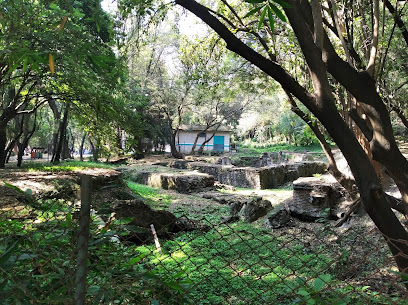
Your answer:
237,143 -> 325,155
18,160 -> 115,172
134,222 -> 396,305
125,180 -> 174,209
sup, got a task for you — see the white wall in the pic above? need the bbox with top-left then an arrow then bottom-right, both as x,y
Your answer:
176,130 -> 230,154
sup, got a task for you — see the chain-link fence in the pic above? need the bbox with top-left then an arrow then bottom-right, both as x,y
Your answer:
1,175 -> 408,304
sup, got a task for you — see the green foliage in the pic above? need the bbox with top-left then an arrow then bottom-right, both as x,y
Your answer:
238,143 -> 324,154
126,181 -> 174,209
20,160 -> 115,172
243,0 -> 289,31
0,198 -> 190,304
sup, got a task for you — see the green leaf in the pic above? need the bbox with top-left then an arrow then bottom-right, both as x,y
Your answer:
22,58 -> 28,73
295,276 -> 306,285
243,5 -> 264,18
258,7 -> 268,30
267,6 -> 275,32
25,189 -> 33,197
313,274 -> 331,291
0,240 -> 19,268
3,181 -> 25,194
270,3 -> 287,22
128,253 -> 147,266
17,253 -> 37,260
66,212 -> 72,224
244,0 -> 267,3
88,285 -> 101,295
272,0 -> 292,8
297,288 -> 310,296
331,300 -> 348,305
313,278 -> 326,291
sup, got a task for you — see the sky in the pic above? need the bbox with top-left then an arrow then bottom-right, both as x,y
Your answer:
100,0 -> 208,38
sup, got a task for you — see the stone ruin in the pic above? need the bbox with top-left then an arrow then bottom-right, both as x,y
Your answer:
167,159 -> 327,189
285,176 -> 351,221
198,191 -> 273,223
136,171 -> 214,193
118,153 -> 348,230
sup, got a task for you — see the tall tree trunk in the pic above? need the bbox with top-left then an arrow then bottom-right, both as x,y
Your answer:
169,128 -> 183,159
48,99 -> 61,160
0,126 -> 8,168
17,113 -> 37,167
52,106 -> 69,163
79,134 -> 86,162
89,139 -> 99,162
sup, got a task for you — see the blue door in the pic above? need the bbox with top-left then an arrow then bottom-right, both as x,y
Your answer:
213,136 -> 224,152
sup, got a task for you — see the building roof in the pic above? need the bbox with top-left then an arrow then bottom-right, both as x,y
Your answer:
178,124 -> 232,132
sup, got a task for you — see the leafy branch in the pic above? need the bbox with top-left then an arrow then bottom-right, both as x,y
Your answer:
243,0 -> 290,31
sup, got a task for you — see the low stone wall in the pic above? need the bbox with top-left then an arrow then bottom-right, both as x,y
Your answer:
180,161 -> 327,189
132,171 -> 214,193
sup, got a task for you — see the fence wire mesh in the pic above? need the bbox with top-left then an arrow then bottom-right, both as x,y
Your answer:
1,175 -> 408,305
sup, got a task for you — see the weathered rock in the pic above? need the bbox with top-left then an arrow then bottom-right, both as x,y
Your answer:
173,217 -> 210,232
287,176 -> 350,221
217,156 -> 232,165
132,171 -> 214,193
167,160 -> 191,169
113,199 -> 177,231
258,153 -> 272,167
230,156 -> 259,167
265,204 -> 291,229
197,191 -> 272,222
240,197 -> 273,222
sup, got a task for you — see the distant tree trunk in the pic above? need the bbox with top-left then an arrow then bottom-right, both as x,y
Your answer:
116,127 -> 124,155
62,136 -> 71,160
5,117 -> 24,164
197,123 -> 222,154
89,139 -> 99,162
0,126 -> 8,168
79,134 -> 86,162
190,134 -> 200,154
17,113 -> 37,167
169,127 -> 183,159
48,99 -> 61,159
52,106 -> 69,163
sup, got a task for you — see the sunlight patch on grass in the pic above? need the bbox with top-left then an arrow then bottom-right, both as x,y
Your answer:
125,180 -> 173,208
24,160 -> 114,172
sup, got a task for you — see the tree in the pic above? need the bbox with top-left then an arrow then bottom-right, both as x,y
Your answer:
178,37 -> 247,153
175,0 -> 408,275
118,0 -> 408,275
0,0 -> 123,166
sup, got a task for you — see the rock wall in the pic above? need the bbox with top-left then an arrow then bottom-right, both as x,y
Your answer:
286,176 -> 350,220
182,161 -> 327,189
132,171 -> 214,193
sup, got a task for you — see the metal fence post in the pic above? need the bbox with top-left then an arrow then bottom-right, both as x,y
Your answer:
74,175 -> 92,305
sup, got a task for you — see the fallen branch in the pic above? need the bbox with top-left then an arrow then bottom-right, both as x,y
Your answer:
335,197 -> 361,227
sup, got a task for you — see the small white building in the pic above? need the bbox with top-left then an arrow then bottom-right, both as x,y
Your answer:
176,125 -> 231,154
